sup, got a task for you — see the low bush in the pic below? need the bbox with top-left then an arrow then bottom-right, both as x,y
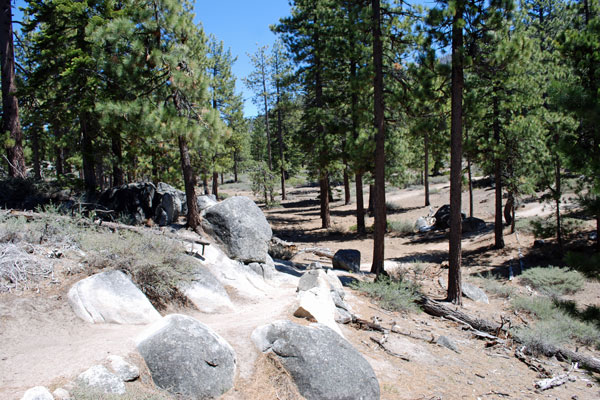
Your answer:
474,272 -> 515,298
519,266 -> 585,296
512,295 -> 600,353
350,276 -> 420,313
387,220 -> 414,235
527,216 -> 582,239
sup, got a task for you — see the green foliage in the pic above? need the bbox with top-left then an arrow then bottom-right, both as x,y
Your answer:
387,220 -> 414,235
512,295 -> 600,353
521,216 -> 582,239
519,266 -> 585,296
350,276 -> 421,313
249,161 -> 276,206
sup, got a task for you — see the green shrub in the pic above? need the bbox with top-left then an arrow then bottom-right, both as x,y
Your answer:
387,220 -> 414,235
527,216 -> 582,239
565,251 -> 600,280
512,295 -> 600,353
519,266 -> 585,296
350,276 -> 420,313
474,272 -> 515,298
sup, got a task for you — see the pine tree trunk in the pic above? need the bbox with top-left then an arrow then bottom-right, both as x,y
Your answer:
356,173 -> 366,235
0,3 -> 25,178
276,79 -> 286,200
319,172 -> 331,229
178,135 -> 200,231
111,131 -> 124,186
424,130 -> 430,207
466,125 -> 473,218
80,114 -> 96,193
233,150 -> 238,183
554,132 -> 563,257
31,124 -> 41,180
596,214 -> 599,252
368,184 -> 375,214
262,74 -> 273,171
212,172 -> 219,200
370,0 -> 386,277
202,171 -> 209,195
504,191 -> 514,227
343,166 -> 351,205
55,142 -> 64,177
448,0 -> 465,305
493,90 -> 505,249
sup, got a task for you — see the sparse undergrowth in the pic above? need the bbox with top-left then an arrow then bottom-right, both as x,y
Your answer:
519,266 -> 585,296
474,272 -> 515,298
350,276 -> 421,313
0,209 -> 196,309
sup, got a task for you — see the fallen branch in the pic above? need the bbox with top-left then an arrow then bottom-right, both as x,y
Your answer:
297,247 -> 334,259
540,345 -> 600,374
535,363 -> 577,391
370,335 -> 410,361
515,346 -> 552,377
390,325 -> 435,343
351,317 -> 387,333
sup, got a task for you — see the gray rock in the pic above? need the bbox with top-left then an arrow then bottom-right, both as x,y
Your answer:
106,355 -> 139,382
436,335 -> 459,353
264,254 -> 275,268
155,182 -> 187,225
252,320 -> 380,400
201,196 -> 272,263
462,217 -> 486,233
21,386 -> 54,400
248,262 -> 274,280
307,261 -> 323,270
294,287 -> 342,336
325,270 -> 346,299
197,194 -> 218,211
136,314 -> 236,399
154,207 -> 169,227
332,249 -> 361,273
335,307 -> 353,324
77,365 -> 126,395
331,290 -> 349,311
297,269 -> 330,292
67,270 -> 161,324
180,265 -> 233,313
52,388 -> 70,400
462,282 -> 489,304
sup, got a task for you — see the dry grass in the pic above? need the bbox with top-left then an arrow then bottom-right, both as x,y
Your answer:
235,353 -> 303,400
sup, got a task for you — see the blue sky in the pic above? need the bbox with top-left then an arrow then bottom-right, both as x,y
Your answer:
194,1 -> 292,118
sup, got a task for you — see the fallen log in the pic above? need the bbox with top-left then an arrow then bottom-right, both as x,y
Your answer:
297,247 -> 334,259
535,363 -> 577,391
417,295 -> 504,335
541,345 -> 600,374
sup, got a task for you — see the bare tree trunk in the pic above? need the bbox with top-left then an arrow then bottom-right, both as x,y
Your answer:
220,172 -> 224,185
493,90 -> 504,249
504,191 -> 514,227
202,171 -> 209,195
343,166 -> 351,205
0,2 -> 25,178
596,215 -> 600,252
233,150 -> 238,183
319,172 -> 330,229
447,0 -> 465,305
370,0 -> 386,277
31,124 -> 41,180
356,173 -> 366,234
276,77 -> 286,200
466,125 -> 473,218
368,183 -> 375,214
424,130 -> 430,207
55,128 -> 64,177
178,135 -> 200,231
212,172 -> 219,200
555,160 -> 563,257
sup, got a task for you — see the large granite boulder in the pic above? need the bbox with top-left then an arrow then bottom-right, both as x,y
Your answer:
197,194 -> 218,211
201,196 -> 272,263
332,249 -> 361,273
252,320 -> 380,400
68,270 -> 161,324
20,387 -> 54,400
98,182 -> 156,224
153,182 -> 187,226
180,265 -> 234,313
136,314 -> 236,399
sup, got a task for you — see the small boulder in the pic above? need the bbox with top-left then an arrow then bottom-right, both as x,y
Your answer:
462,282 -> 489,304
294,287 -> 342,336
335,308 -> 353,324
68,270 -> 161,324
98,182 -> 156,225
307,261 -> 323,270
462,217 -> 486,233
52,388 -> 70,400
136,314 -> 236,399
202,196 -> 272,263
332,249 -> 361,273
21,386 -> 53,400
77,365 -> 126,395
252,320 -> 380,400
436,335 -> 459,353
248,262 -> 275,280
297,269 -> 330,292
106,355 -> 139,382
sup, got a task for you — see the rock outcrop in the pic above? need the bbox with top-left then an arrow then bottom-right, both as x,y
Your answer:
106,355 -> 139,382
20,386 -> 54,400
136,314 -> 236,399
201,196 -> 272,263
180,265 -> 234,313
77,365 -> 126,395
252,320 -> 380,400
67,270 -> 161,324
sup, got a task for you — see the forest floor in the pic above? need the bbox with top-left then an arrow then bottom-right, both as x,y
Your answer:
1,176 -> 599,399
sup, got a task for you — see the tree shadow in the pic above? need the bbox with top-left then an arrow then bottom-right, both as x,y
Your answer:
554,299 -> 600,329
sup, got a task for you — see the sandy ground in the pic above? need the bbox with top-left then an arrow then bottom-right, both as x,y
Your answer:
1,178 -> 599,399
